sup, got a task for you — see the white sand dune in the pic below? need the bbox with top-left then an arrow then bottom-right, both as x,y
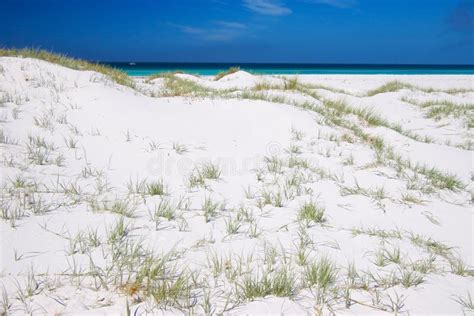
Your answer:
0,57 -> 473,315
174,70 -> 285,90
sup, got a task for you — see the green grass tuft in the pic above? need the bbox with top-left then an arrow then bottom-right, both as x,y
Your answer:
0,48 -> 133,88
162,74 -> 212,97
454,292 -> 474,312
238,266 -> 297,301
202,196 -> 221,222
283,77 -> 299,90
367,81 -> 413,96
214,67 -> 240,81
145,71 -> 186,83
146,179 -> 168,196
304,256 -> 338,290
297,200 -> 326,226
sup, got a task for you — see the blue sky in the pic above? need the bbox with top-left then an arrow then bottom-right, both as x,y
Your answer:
1,0 -> 473,64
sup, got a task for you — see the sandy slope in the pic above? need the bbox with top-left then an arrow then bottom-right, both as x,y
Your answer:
0,57 -> 473,315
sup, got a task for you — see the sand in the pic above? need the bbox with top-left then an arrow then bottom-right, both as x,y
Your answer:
0,57 -> 473,315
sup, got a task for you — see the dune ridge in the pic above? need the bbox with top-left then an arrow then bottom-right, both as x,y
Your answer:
0,56 -> 473,314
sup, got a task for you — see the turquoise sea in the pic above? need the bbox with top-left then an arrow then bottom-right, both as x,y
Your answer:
104,62 -> 474,76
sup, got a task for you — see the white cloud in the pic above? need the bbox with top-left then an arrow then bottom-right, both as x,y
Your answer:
243,0 -> 292,16
179,26 -> 205,35
310,0 -> 357,8
170,21 -> 247,41
215,21 -> 247,29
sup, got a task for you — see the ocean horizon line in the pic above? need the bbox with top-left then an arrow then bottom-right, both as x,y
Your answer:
100,62 -> 474,67
100,62 -> 474,76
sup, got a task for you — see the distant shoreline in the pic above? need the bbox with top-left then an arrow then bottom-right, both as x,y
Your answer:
101,62 -> 474,76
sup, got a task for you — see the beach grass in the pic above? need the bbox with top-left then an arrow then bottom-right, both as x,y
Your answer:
401,97 -> 474,124
146,179 -> 168,196
454,292 -> 474,312
297,200 -> 326,226
304,256 -> 338,289
0,48 -> 134,88
238,266 -> 297,301
162,74 -> 212,97
367,81 -> 413,96
214,66 -> 240,81
368,80 -> 474,96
